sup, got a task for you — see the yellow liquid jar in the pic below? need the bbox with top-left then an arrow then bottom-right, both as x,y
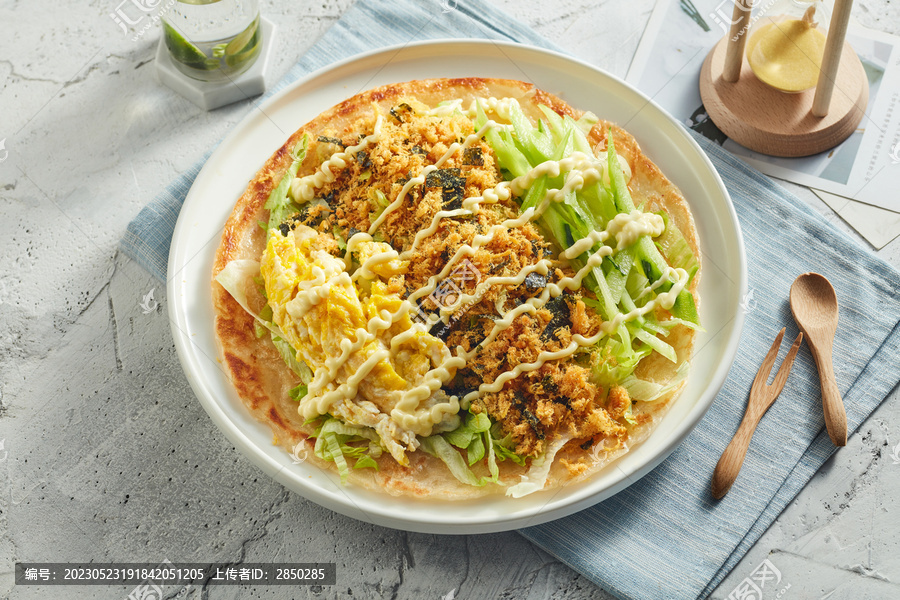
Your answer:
746,0 -> 830,93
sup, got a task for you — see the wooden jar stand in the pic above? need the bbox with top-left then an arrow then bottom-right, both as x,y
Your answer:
698,0 -> 868,157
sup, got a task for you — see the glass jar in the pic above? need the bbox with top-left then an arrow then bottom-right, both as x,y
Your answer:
746,0 -> 831,93
162,0 -> 261,83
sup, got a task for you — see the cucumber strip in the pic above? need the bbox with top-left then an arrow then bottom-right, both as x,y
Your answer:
618,291 -> 646,328
591,264 -> 619,321
520,173 -> 548,212
630,312 -> 669,336
622,361 -> 690,402
607,135 -> 699,324
564,115 -> 594,155
508,99 -> 554,164
476,101 -> 531,178
626,267 -> 651,303
538,105 -> 566,143
605,247 -> 634,305
579,181 -> 618,229
634,328 -> 677,363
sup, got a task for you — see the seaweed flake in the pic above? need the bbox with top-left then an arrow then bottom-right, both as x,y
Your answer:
355,150 -> 372,169
470,313 -> 499,326
521,408 -> 545,439
551,394 -> 571,409
425,168 -> 466,210
410,145 -> 428,156
540,294 -> 571,341
389,103 -> 413,124
490,259 -> 510,274
277,212 -> 307,236
524,272 -> 547,290
465,328 -> 488,349
298,202 -> 332,228
442,185 -> 464,210
540,375 -> 559,395
462,147 -> 483,166
425,168 -> 464,188
316,135 -> 345,148
530,238 -> 552,259
429,319 -> 452,340
580,439 -> 594,450
318,190 -> 336,206
443,382 -> 477,400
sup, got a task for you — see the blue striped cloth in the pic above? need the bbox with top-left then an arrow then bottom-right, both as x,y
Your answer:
121,1 -> 900,598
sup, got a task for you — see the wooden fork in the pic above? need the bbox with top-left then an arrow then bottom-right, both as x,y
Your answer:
711,328 -> 803,500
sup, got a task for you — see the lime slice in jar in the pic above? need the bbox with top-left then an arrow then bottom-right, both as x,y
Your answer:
224,14 -> 261,68
163,22 -> 220,71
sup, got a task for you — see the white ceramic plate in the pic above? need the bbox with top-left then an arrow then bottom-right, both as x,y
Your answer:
168,40 -> 747,534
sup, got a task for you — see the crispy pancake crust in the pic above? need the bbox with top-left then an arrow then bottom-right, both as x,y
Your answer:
211,78 -> 701,498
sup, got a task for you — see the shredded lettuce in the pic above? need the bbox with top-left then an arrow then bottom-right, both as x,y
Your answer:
444,411 -> 491,448
621,360 -> 691,402
421,410 -> 529,487
467,435 -> 485,466
271,336 -> 313,382
505,434 -> 572,498
440,411 -> 512,478
491,428 -> 527,466
633,328 -> 677,363
368,189 -> 390,221
419,434 -> 486,487
264,134 -> 309,236
289,383 -> 308,401
655,210 -> 699,281
593,338 -> 651,386
312,417 -> 383,483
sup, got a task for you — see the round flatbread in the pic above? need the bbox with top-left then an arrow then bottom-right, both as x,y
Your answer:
212,78 -> 701,498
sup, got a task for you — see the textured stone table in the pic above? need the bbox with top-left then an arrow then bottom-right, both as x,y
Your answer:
2,1 -> 899,598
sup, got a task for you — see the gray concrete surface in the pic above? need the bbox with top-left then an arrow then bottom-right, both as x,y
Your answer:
1,0 -> 899,598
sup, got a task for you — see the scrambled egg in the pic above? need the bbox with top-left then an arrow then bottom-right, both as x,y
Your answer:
261,224 -> 457,464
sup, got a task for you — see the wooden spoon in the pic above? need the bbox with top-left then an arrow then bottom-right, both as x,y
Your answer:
790,272 -> 847,446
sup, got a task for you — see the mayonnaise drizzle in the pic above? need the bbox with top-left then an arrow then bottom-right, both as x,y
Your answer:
368,119 -> 503,238
290,114 -> 385,203
423,96 -> 515,120
458,263 -> 689,406
285,98 -> 684,434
